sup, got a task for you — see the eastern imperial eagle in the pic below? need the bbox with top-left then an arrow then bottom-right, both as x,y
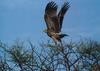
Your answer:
44,1 -> 70,44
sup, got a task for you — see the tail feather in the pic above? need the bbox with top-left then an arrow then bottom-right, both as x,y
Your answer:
59,34 -> 68,38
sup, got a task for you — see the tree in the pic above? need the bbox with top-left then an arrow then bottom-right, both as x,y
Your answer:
0,39 -> 100,71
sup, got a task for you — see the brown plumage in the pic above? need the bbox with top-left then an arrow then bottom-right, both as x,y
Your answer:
44,1 -> 70,44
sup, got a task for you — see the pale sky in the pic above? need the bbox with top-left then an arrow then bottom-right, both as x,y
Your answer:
0,0 -> 100,44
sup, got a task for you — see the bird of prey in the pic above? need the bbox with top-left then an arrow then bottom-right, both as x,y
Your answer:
44,1 -> 70,44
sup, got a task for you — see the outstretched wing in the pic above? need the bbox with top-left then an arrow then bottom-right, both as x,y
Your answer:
44,1 -> 58,32
58,2 -> 70,32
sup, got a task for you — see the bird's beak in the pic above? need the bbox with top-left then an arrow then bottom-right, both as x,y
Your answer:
43,29 -> 47,33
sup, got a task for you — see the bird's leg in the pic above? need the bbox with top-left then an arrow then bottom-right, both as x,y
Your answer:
51,36 -> 58,46
60,40 -> 63,46
54,41 -> 57,45
59,40 -> 64,52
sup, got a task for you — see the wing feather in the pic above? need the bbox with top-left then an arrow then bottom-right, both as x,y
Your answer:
44,1 -> 58,32
58,2 -> 70,32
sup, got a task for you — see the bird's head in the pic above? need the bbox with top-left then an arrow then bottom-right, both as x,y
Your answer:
43,29 -> 47,33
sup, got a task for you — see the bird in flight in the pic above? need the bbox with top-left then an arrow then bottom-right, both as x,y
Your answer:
44,1 -> 70,44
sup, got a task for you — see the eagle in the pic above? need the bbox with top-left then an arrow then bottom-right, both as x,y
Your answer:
44,1 -> 70,44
